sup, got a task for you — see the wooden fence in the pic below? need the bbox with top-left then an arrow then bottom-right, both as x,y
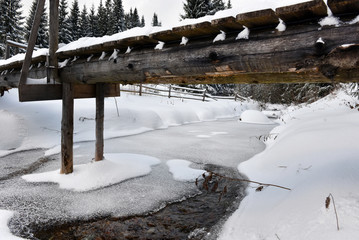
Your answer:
119,84 -> 247,102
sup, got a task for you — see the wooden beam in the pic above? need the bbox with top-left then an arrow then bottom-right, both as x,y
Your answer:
18,0 -> 46,86
327,0 -> 359,16
49,0 -> 59,82
61,82 -> 74,174
95,83 -> 104,162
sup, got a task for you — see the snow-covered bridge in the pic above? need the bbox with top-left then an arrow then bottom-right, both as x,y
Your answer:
0,0 -> 358,174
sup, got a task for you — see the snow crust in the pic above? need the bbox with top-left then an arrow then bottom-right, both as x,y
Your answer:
0,89 -> 250,158
240,110 -> 275,124
219,89 -> 359,240
22,153 -> 160,192
166,159 -> 205,182
0,210 -> 25,240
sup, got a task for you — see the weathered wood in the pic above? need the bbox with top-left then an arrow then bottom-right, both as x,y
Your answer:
17,83 -> 121,101
236,9 -> 279,29
172,22 -> 220,39
95,83 -> 105,162
149,30 -> 183,43
61,82 -> 74,174
276,0 -> 328,23
211,16 -> 244,31
56,23 -> 359,84
19,0 -> 46,87
327,0 -> 359,16
49,0 -> 59,82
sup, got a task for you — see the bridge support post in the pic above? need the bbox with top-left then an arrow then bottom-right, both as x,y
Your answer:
95,83 -> 105,161
61,82 -> 74,174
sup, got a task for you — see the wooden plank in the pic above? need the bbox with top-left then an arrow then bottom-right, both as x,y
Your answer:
211,16 -> 244,31
149,30 -> 183,43
236,9 -> 279,29
276,0 -> 328,23
61,82 -> 74,174
95,83 -> 104,162
17,83 -> 121,101
19,0 -> 46,86
327,0 -> 359,16
172,21 -> 220,39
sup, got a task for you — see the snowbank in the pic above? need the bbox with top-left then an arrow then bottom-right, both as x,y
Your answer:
0,210 -> 25,240
240,110 -> 275,124
166,159 -> 205,182
22,153 -> 160,192
219,89 -> 359,240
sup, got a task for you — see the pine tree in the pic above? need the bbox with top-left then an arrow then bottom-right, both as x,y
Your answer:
140,15 -> 145,27
24,0 -> 48,48
132,8 -> 141,28
152,13 -> 161,27
97,0 -> 107,36
79,5 -> 90,37
112,0 -> 126,33
211,0 -> 225,13
0,0 -> 24,57
227,0 -> 232,9
88,4 -> 99,37
125,8 -> 133,29
68,0 -> 80,41
181,0 -> 211,19
105,0 -> 114,35
59,0 -> 71,44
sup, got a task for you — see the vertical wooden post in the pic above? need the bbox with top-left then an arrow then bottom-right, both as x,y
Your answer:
5,38 -> 10,60
95,83 -> 105,161
61,82 -> 74,174
139,83 -> 142,96
49,0 -> 59,83
168,85 -> 172,98
202,89 -> 207,102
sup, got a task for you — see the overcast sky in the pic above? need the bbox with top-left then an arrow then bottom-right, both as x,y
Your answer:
21,0 -> 187,27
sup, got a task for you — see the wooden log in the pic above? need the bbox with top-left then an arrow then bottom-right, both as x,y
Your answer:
236,9 -> 279,29
327,0 -> 359,16
276,0 -> 328,24
49,0 -> 59,82
149,30 -> 183,43
95,83 -> 104,162
61,82 -> 74,174
19,0 -> 46,87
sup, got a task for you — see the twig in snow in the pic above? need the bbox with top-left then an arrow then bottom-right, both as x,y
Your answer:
326,193 -> 340,231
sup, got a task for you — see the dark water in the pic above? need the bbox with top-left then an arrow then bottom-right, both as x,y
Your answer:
33,164 -> 247,240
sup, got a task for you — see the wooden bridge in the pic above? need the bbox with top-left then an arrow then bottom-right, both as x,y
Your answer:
0,0 -> 358,174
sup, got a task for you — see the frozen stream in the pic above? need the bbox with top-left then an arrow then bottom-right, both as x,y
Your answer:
0,118 -> 274,239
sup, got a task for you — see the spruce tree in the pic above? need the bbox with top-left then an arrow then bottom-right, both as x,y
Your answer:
181,0 -> 211,19
59,0 -> 71,44
105,0 -> 114,35
97,0 -> 107,36
132,8 -> 141,28
140,15 -> 145,27
79,5 -> 90,37
0,0 -> 24,57
88,5 -> 99,37
24,0 -> 48,48
227,0 -> 232,9
112,0 -> 126,33
125,8 -> 133,29
152,13 -> 161,27
68,0 -> 80,41
211,0 -> 225,13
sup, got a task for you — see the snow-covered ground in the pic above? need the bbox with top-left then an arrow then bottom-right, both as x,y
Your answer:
219,87 -> 359,240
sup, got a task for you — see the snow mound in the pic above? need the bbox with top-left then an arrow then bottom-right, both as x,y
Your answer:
240,110 -> 274,124
0,210 -> 25,239
0,110 -> 25,151
22,153 -> 160,192
167,159 -> 205,182
219,89 -> 359,240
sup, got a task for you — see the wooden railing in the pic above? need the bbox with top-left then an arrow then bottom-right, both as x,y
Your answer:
120,84 -> 246,102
